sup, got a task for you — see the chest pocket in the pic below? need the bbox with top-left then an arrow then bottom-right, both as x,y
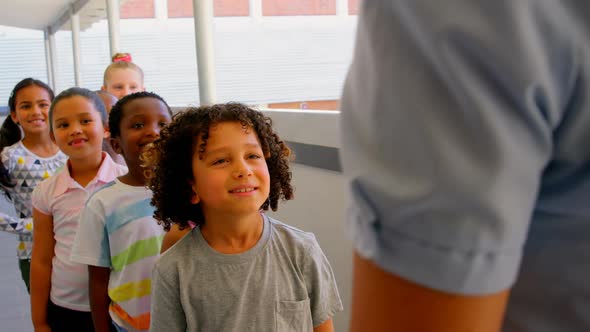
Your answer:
276,299 -> 313,332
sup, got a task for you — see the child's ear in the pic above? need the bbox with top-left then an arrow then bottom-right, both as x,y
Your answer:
100,85 -> 107,92
191,193 -> 200,205
110,137 -> 123,154
190,181 -> 200,205
10,112 -> 18,124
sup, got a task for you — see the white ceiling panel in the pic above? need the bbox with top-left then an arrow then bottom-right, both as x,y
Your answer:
0,0 -> 126,32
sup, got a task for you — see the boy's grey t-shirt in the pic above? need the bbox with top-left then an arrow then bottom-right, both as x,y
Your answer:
150,215 -> 343,332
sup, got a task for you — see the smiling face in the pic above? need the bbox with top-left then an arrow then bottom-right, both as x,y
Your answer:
51,95 -> 107,161
191,121 -> 270,221
10,85 -> 51,136
111,97 -> 172,177
102,68 -> 144,100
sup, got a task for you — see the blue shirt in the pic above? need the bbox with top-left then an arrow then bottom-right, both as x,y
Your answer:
340,1 -> 590,331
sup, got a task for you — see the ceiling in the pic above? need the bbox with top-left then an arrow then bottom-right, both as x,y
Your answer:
0,0 -> 127,32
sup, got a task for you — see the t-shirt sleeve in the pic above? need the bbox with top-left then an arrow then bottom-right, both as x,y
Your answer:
1,148 -> 15,198
0,148 -> 13,172
303,235 -> 343,327
0,215 -> 33,234
31,180 -> 51,215
70,197 -> 110,267
0,188 -> 23,234
150,262 -> 186,332
340,1 -> 577,295
0,189 -> 19,234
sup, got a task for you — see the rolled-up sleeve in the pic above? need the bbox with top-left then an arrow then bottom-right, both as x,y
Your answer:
340,0 -> 578,295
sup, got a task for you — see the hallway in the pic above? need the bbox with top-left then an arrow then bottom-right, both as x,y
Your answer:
0,232 -> 33,331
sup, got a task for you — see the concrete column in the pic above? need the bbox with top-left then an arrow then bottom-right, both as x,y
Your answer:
336,0 -> 348,16
71,9 -> 82,87
155,0 -> 168,21
192,0 -> 217,105
106,0 -> 121,58
44,28 -> 58,90
250,0 -> 263,18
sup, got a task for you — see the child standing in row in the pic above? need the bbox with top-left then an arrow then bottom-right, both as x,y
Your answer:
0,78 -> 66,292
31,88 -> 127,331
101,59 -> 145,100
145,104 -> 343,332
95,90 -> 126,165
71,92 -> 173,332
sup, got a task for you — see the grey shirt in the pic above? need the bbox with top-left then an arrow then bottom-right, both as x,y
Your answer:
150,215 -> 342,332
341,1 -> 590,331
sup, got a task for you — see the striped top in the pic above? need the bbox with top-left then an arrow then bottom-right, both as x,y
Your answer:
32,153 -> 127,311
71,179 -> 164,331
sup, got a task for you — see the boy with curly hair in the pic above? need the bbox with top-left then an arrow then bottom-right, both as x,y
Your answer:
145,103 -> 342,332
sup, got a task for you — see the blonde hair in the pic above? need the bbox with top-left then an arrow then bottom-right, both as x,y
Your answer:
103,61 -> 145,86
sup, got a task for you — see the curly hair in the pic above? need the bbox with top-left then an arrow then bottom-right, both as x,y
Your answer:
143,103 -> 294,231
108,91 -> 172,138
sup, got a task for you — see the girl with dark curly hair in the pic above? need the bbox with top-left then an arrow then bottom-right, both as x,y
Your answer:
145,103 -> 342,332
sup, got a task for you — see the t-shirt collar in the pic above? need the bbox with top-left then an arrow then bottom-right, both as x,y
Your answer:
52,152 -> 117,197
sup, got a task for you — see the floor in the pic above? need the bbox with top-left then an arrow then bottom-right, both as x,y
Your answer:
0,232 -> 33,331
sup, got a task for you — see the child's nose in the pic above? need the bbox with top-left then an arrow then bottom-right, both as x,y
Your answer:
32,105 -> 43,114
69,123 -> 82,135
145,123 -> 160,137
233,161 -> 252,178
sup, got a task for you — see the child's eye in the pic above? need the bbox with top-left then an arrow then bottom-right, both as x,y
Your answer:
56,123 -> 68,129
132,123 -> 144,129
158,122 -> 168,127
40,103 -> 50,108
81,119 -> 93,124
212,158 -> 227,165
248,154 -> 262,159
